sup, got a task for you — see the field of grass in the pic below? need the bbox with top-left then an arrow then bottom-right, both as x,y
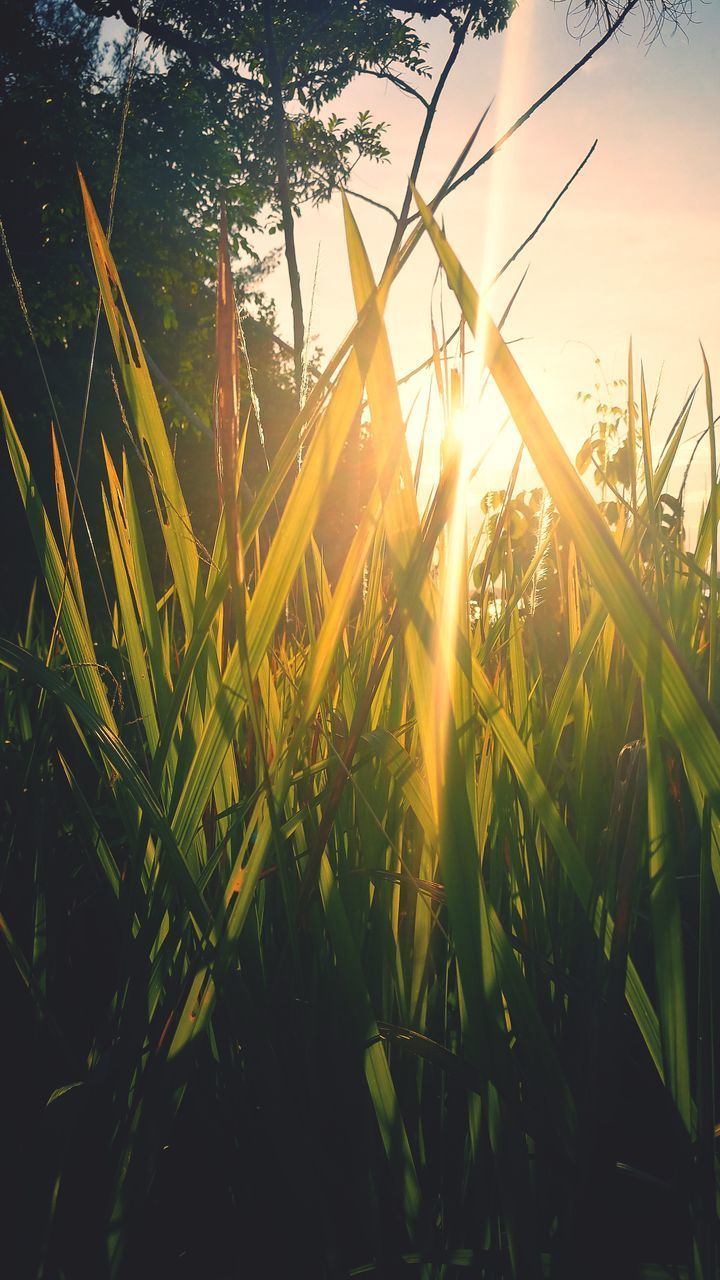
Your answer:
1,170 -> 718,1279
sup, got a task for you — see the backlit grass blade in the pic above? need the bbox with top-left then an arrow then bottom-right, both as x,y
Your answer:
121,455 -> 173,721
364,724 -> 576,1151
0,637 -> 210,938
413,186 -> 720,816
2,395 -> 117,732
170,454 -> 409,1045
3,128 -> 716,1276
344,198 -> 543,1276
102,482 -> 160,755
642,686 -> 691,1126
50,425 -> 92,639
79,171 -> 199,633
468,647 -> 663,1073
170,319 -> 381,855
318,851 -> 422,1233
57,751 -> 121,901
538,388 -> 694,774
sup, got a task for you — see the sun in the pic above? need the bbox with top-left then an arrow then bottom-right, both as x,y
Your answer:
407,368 -> 531,525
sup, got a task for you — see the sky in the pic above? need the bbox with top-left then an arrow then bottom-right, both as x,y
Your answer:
258,0 -> 720,518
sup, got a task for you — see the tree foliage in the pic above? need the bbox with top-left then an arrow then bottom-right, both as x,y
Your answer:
0,0 -> 694,626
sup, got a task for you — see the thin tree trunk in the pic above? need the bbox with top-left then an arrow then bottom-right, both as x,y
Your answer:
262,0 -> 305,397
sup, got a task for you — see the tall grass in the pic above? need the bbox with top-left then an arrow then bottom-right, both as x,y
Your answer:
1,172 -> 717,1279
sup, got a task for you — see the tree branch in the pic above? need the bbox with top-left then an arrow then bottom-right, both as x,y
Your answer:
384,7 -> 475,269
262,0 -> 305,396
392,1 -> 469,17
345,188 -> 399,223
395,140 -> 598,388
485,137 -> 598,288
407,0 -> 640,222
360,67 -> 430,109
73,0 -> 264,91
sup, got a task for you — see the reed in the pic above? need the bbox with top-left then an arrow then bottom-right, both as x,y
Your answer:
1,171 -> 716,1279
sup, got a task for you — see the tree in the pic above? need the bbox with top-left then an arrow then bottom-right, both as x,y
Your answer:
69,1 -> 522,391
0,1 -> 297,623
0,0 -> 692,626
2,0 -> 693,394
0,1 -> 282,388
0,0 -> 519,621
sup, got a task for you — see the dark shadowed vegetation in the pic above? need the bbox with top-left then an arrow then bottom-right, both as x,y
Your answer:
1,2 -> 715,1278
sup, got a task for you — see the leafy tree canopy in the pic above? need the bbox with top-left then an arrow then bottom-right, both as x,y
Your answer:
0,0 -> 691,625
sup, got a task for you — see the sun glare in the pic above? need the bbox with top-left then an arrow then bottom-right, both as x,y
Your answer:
430,8 -> 535,802
413,3 -> 535,512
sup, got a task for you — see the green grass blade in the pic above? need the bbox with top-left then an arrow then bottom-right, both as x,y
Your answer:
413,187 -> 720,817
79,171 -> 199,633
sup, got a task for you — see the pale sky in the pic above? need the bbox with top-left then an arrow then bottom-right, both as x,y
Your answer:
259,0 -> 720,517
